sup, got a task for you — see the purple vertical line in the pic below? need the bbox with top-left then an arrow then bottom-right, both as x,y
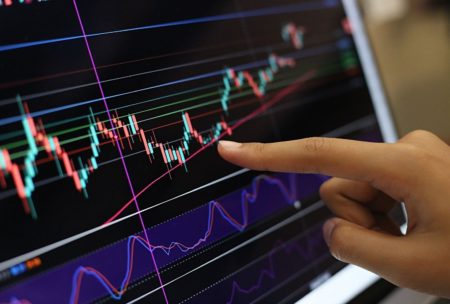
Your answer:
71,1 -> 170,303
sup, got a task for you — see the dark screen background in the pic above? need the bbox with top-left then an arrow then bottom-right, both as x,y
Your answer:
0,0 -> 384,303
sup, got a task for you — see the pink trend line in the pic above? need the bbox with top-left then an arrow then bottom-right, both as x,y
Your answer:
104,69 -> 316,225
71,1 -> 170,303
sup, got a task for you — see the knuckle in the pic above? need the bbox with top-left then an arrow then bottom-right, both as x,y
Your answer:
248,143 -> 270,171
409,129 -> 434,138
253,142 -> 266,155
401,130 -> 435,142
303,137 -> 330,153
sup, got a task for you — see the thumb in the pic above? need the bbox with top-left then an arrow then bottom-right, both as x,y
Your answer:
323,218 -> 410,282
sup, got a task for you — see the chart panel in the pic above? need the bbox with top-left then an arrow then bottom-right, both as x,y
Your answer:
0,0 -> 383,303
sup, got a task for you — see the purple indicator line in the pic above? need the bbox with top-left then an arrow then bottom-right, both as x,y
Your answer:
226,231 -> 323,304
71,1 -> 170,304
183,225 -> 327,304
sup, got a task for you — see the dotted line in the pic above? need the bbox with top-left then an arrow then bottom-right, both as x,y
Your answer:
92,206 -> 314,303
177,222 -> 324,303
17,200 -> 212,286
178,264 -> 243,304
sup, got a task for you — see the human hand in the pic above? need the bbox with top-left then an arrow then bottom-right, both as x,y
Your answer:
217,130 -> 450,298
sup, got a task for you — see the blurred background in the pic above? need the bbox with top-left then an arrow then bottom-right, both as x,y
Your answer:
359,0 -> 450,143
357,1 -> 449,303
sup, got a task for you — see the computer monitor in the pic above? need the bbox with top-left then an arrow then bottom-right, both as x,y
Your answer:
0,0 -> 397,303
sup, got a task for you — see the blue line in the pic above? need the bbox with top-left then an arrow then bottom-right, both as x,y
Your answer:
0,70 -> 222,127
0,35 -> 83,52
0,1 -> 335,52
0,41 -> 342,128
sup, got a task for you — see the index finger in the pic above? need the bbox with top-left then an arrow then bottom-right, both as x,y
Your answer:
217,138 -> 410,200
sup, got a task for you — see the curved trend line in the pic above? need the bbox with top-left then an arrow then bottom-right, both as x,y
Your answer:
103,69 -> 316,226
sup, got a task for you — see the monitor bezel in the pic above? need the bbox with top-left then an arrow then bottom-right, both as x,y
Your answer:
296,0 -> 399,303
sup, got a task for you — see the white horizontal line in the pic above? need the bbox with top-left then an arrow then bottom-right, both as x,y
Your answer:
0,168 -> 250,271
0,115 -> 375,271
126,201 -> 325,304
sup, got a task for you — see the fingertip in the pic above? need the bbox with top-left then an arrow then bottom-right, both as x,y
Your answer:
218,140 -> 242,151
218,140 -> 240,158
218,141 -> 245,166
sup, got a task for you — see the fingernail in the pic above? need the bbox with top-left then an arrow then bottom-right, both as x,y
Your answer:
219,140 -> 242,150
323,219 -> 336,247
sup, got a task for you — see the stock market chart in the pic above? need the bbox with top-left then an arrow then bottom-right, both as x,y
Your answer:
0,0 -> 383,303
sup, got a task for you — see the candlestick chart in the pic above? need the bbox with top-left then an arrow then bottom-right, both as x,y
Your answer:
0,0 -> 359,258
0,0 -> 385,303
0,52 -> 298,221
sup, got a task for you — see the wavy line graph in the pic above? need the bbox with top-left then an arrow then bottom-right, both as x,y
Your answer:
70,174 -> 300,303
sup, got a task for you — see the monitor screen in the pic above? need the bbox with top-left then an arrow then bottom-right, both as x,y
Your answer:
0,0 -> 387,303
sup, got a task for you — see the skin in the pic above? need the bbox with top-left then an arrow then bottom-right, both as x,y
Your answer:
217,130 -> 450,298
